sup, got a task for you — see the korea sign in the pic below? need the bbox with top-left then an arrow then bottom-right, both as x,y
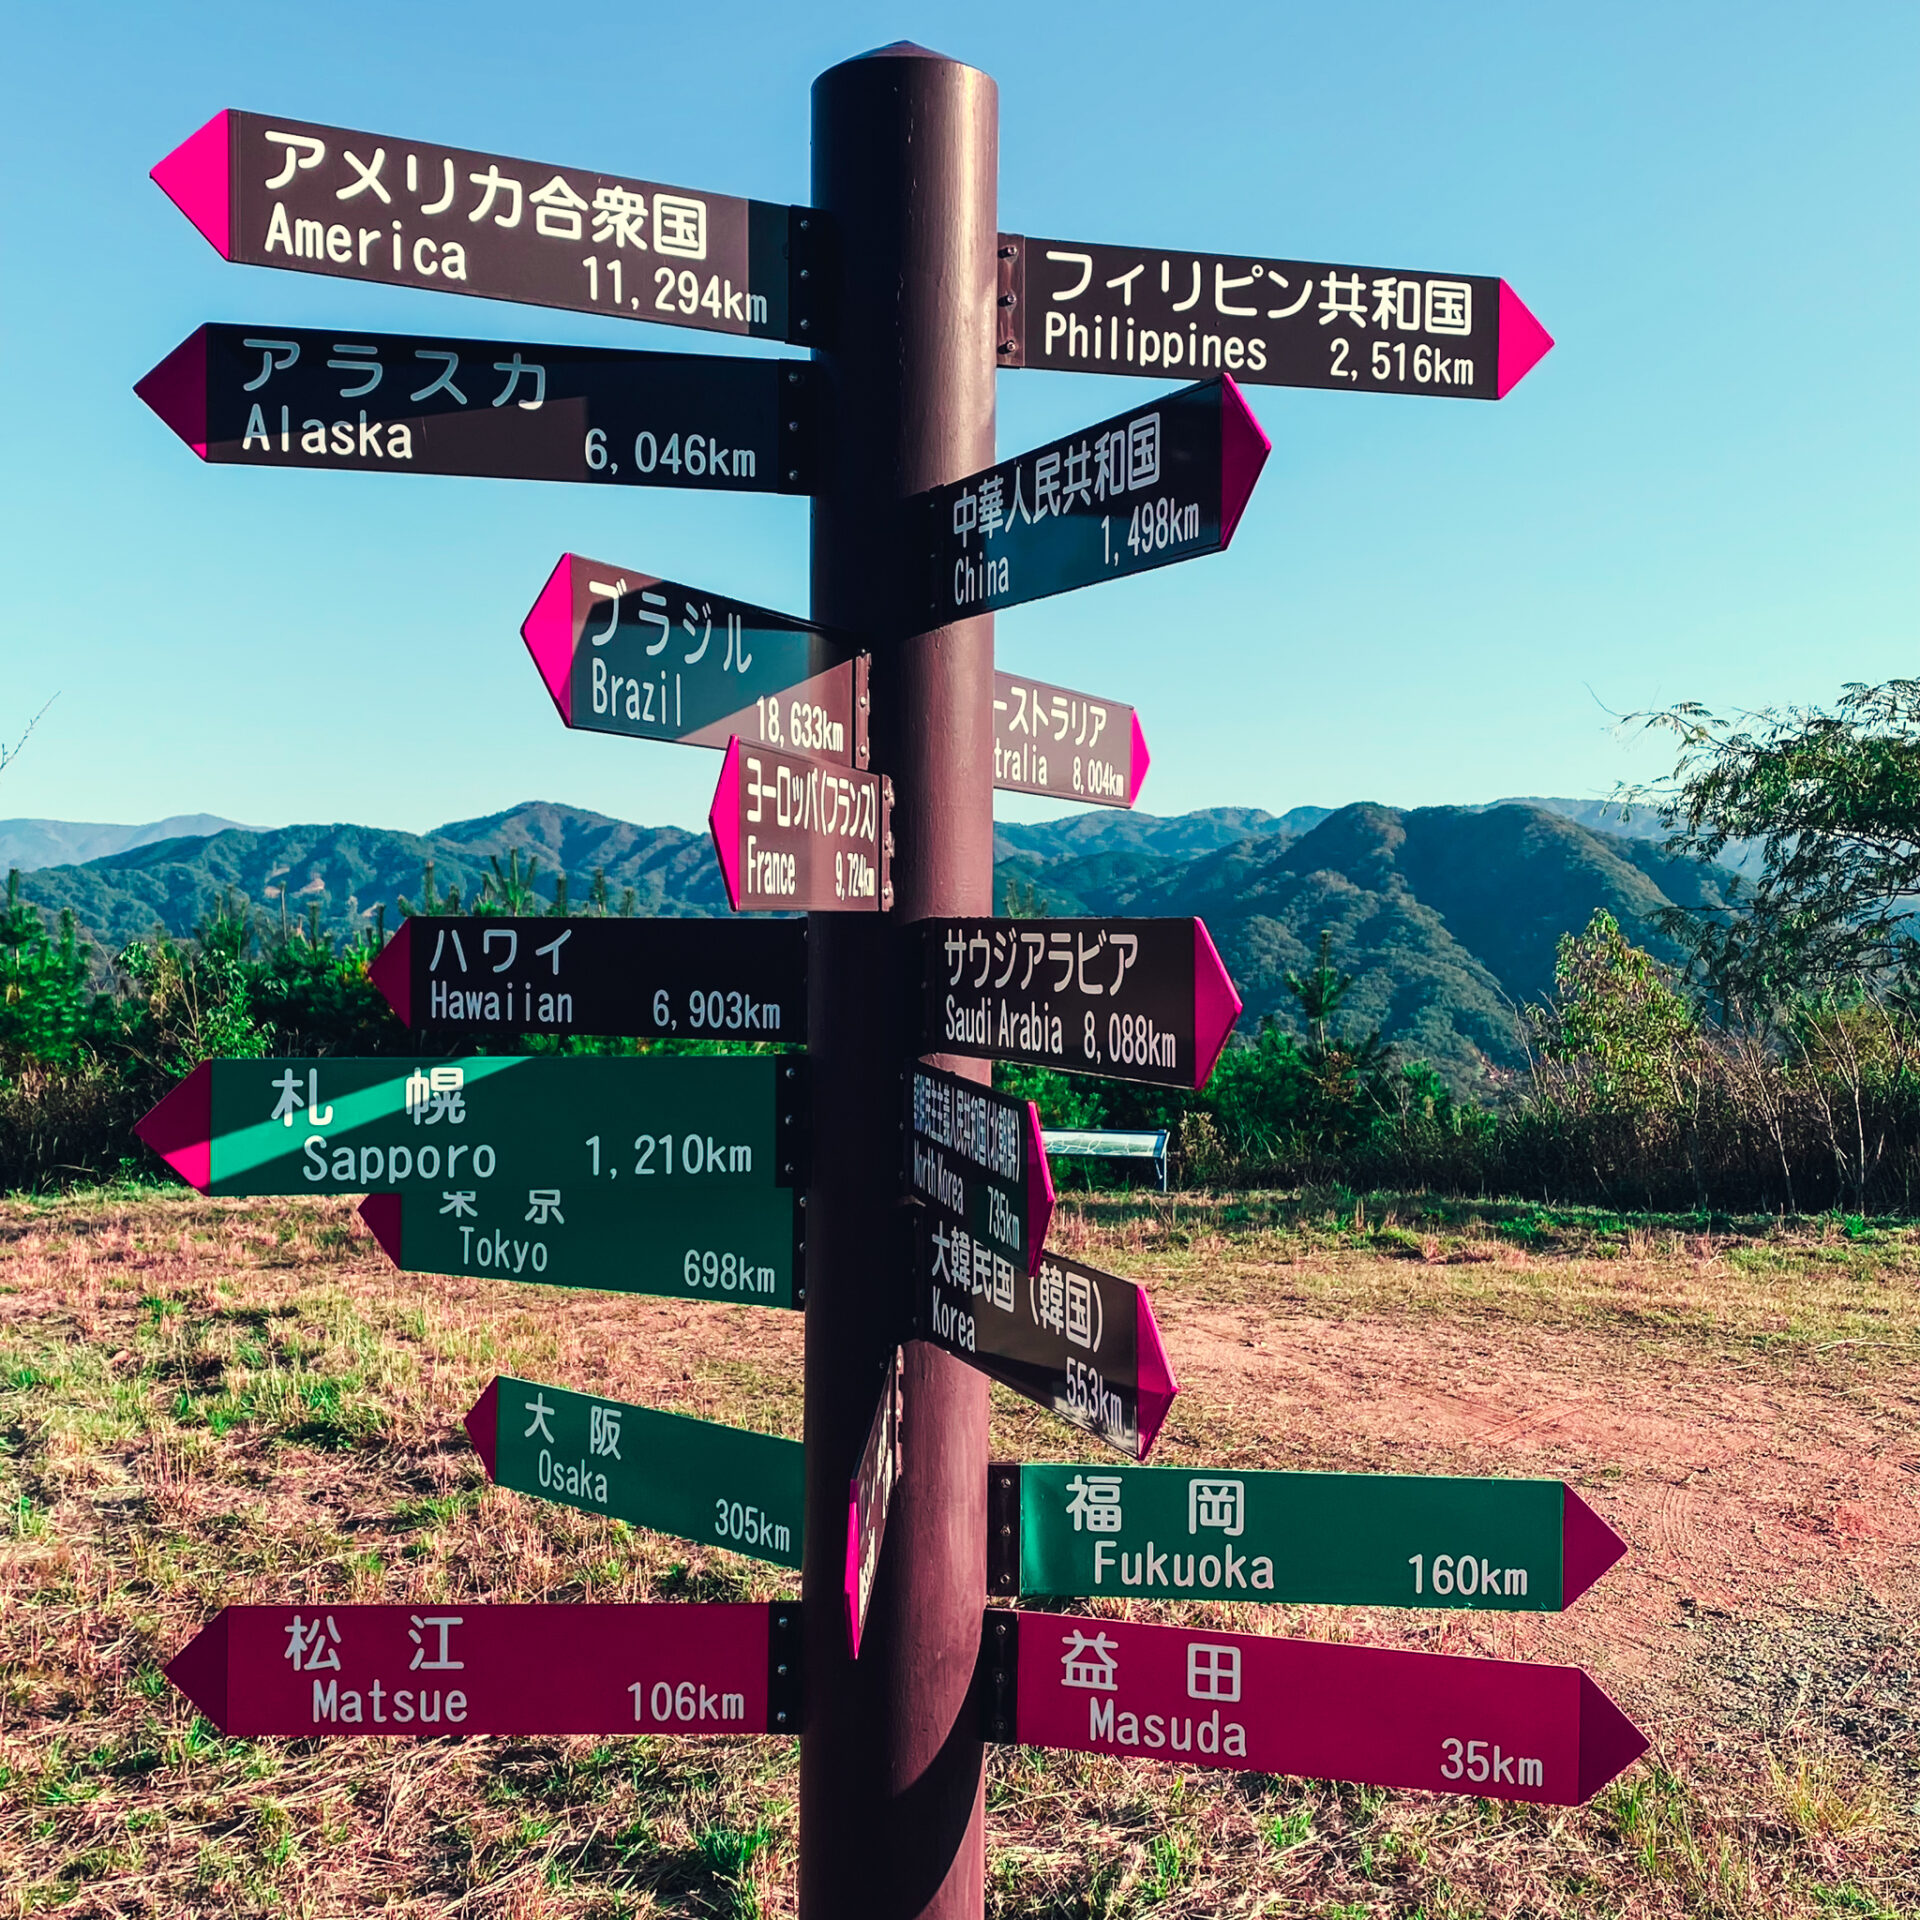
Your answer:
998,234 -> 1553,400
993,672 -> 1148,809
906,1063 -> 1053,1278
152,110 -> 801,341
709,739 -> 892,913
137,326 -> 813,493
524,554 -> 866,766
920,376 -> 1268,625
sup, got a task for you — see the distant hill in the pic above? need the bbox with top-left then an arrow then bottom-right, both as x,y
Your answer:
0,815 -> 257,872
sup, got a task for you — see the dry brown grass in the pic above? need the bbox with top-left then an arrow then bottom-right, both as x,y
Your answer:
1,1187 -> 1915,1917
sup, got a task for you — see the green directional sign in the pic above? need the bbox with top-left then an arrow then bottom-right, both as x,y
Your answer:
469,1376 -> 804,1569
997,1463 -> 1626,1612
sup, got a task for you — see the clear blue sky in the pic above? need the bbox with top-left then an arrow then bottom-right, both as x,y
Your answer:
2,1 -> 1913,836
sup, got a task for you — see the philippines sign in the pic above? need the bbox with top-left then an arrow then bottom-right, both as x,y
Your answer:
920,376 -> 1267,625
370,915 -> 808,1043
136,326 -> 813,493
523,554 -> 865,766
468,1375 -> 804,1569
983,1611 -> 1646,1806
992,1464 -> 1627,1610
918,917 -> 1241,1090
152,110 -> 800,340
709,740 -> 891,913
915,1235 -> 1176,1461
165,1602 -> 800,1737
997,233 -> 1553,400
845,1349 -> 903,1659
994,672 -> 1147,809
906,1063 -> 1053,1278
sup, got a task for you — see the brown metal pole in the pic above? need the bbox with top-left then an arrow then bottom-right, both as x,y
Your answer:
800,42 -> 999,1920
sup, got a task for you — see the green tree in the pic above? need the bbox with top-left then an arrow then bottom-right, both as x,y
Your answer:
1529,909 -> 1696,1112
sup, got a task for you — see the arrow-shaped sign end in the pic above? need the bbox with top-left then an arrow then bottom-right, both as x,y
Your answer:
1190,919 -> 1243,1089
1576,1672 -> 1649,1800
134,1061 -> 212,1190
1127,711 -> 1152,807
708,738 -> 744,910
1134,1285 -> 1179,1460
1496,282 -> 1555,398
164,1610 -> 229,1730
151,111 -> 232,259
463,1376 -> 500,1479
1218,374 -> 1272,549
358,1194 -> 402,1266
133,329 -> 209,460
843,1482 -> 864,1659
1024,1101 -> 1055,1277
1561,1484 -> 1628,1606
521,556 -> 577,724
368,918 -> 411,1025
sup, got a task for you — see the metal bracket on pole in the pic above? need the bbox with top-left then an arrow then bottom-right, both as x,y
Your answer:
879,776 -> 896,914
768,1602 -> 804,1733
776,1059 -> 813,1189
853,652 -> 872,771
995,235 -> 1025,366
978,1608 -> 1019,1743
987,1464 -> 1020,1600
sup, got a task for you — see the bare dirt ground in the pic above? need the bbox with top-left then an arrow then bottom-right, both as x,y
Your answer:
1,1187 -> 1915,1918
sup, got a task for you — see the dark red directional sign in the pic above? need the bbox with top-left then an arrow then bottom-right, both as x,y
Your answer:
845,1349 -> 903,1660
709,740 -> 892,913
906,1062 -> 1053,1277
915,1234 -> 1176,1460
165,1602 -> 798,1737
136,325 -> 813,493
371,915 -> 808,1043
997,234 -> 1553,400
993,672 -> 1147,808
523,554 -> 866,766
918,917 -> 1241,1090
982,1611 -> 1645,1805
920,376 -> 1268,625
152,110 -> 802,341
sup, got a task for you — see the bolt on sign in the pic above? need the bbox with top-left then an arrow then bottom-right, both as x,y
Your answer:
993,671 -> 1148,808
152,111 -> 803,341
523,555 -> 867,767
978,1611 -> 1646,1806
918,916 -> 1242,1090
135,1055 -> 807,1309
136,326 -> 815,493
845,1348 -> 904,1660
991,1464 -> 1628,1610
468,1376 -> 804,1570
165,1603 -> 800,1738
920,374 -> 1269,625
709,738 -> 892,913
905,1063 -> 1053,1279
371,915 -> 809,1044
996,234 -> 1554,400
915,1234 -> 1177,1461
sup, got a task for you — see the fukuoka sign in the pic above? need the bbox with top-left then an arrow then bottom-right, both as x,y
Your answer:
984,1611 -> 1646,1806
709,739 -> 892,913
921,376 -> 1268,624
918,917 -> 1242,1090
371,915 -> 809,1043
906,1063 -> 1053,1278
993,672 -> 1147,809
997,233 -> 1554,400
165,1603 -> 799,1737
523,554 -> 866,766
995,1464 -> 1628,1610
915,1235 -> 1177,1460
152,110 -> 800,340
136,326 -> 813,493
469,1376 -> 805,1570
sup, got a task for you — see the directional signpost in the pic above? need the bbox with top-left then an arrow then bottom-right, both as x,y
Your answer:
920,916 -> 1242,1089
137,325 -> 814,493
470,1375 -> 804,1568
998,234 -> 1554,400
709,740 -> 891,913
993,672 -> 1148,808
906,1062 -> 1052,1278
920,375 -> 1269,625
992,1463 -> 1628,1609
166,1602 -> 799,1737
371,915 -> 809,1043
981,1611 -> 1645,1806
845,1350 -> 903,1659
523,554 -> 867,765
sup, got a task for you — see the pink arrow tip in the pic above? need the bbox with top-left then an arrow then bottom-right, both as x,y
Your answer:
1497,282 -> 1555,398
1134,1284 -> 1179,1460
133,328 -> 209,460
359,1194 -> 402,1266
842,1485 -> 865,1659
368,917 -> 412,1026
708,737 -> 744,910
1127,710 -> 1151,807
1562,1484 -> 1629,1606
1190,919 -> 1243,1090
151,111 -> 231,258
1218,373 -> 1272,548
134,1061 -> 212,1191
463,1377 -> 500,1478
1577,1672 -> 1649,1798
1024,1102 -> 1055,1276
164,1611 -> 229,1729
521,555 -> 577,724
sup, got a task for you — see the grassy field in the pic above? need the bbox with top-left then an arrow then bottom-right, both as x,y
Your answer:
1,1185 -> 1916,1917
